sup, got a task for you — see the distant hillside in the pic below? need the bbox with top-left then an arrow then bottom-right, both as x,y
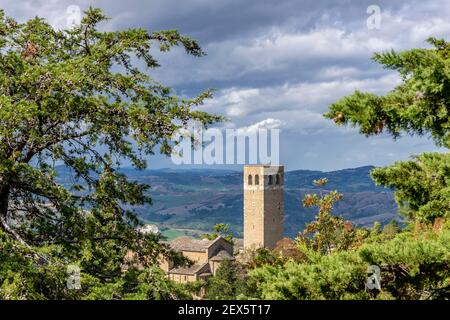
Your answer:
54,165 -> 399,238
101,166 -> 400,238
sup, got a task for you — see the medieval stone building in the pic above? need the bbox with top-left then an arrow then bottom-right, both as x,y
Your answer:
161,164 -> 285,283
243,165 -> 284,249
161,236 -> 234,283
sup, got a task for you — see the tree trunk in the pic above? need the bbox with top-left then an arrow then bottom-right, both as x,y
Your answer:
0,182 -> 29,246
0,182 -> 11,230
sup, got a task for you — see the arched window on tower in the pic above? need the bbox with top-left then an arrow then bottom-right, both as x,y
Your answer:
255,174 -> 259,185
276,174 -> 280,185
268,175 -> 273,185
248,174 -> 253,185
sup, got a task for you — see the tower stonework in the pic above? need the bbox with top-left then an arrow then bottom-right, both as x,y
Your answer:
243,165 -> 284,249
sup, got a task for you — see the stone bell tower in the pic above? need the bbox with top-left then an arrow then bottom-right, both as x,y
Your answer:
243,165 -> 284,249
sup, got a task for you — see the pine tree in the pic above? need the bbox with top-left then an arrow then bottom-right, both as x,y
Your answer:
324,38 -> 450,223
0,7 -> 220,299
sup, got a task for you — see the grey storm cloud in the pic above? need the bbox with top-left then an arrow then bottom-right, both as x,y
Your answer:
1,0 -> 448,170
4,1 -> 405,39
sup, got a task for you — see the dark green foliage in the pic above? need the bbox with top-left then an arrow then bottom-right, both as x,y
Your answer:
359,230 -> 450,300
202,223 -> 234,243
239,178 -> 449,300
204,259 -> 249,300
244,38 -> 450,300
0,7 -> 220,299
248,251 -> 369,300
324,37 -> 450,148
298,179 -> 369,255
247,228 -> 449,300
324,38 -> 450,225
371,152 -> 450,222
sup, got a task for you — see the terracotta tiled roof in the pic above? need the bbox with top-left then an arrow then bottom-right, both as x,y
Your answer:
169,236 -> 223,252
209,250 -> 235,261
169,262 -> 211,275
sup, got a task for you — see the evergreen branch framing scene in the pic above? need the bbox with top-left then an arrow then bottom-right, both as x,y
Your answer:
0,0 -> 448,310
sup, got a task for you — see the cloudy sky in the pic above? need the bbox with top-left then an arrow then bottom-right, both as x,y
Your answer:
3,0 -> 449,171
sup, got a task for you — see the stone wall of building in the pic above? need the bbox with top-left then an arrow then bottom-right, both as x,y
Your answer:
158,254 -> 173,273
263,167 -> 284,248
208,237 -> 234,258
243,165 -> 284,249
182,250 -> 209,264
169,273 -> 197,283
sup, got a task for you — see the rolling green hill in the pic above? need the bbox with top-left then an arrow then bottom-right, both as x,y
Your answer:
111,166 -> 399,238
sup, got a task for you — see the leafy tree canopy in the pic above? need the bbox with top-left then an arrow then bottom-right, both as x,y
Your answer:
248,228 -> 450,300
324,38 -> 450,223
299,178 -> 369,256
371,152 -> 450,222
325,37 -> 450,148
0,7 -> 220,299
202,223 -> 234,243
204,259 -> 250,300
